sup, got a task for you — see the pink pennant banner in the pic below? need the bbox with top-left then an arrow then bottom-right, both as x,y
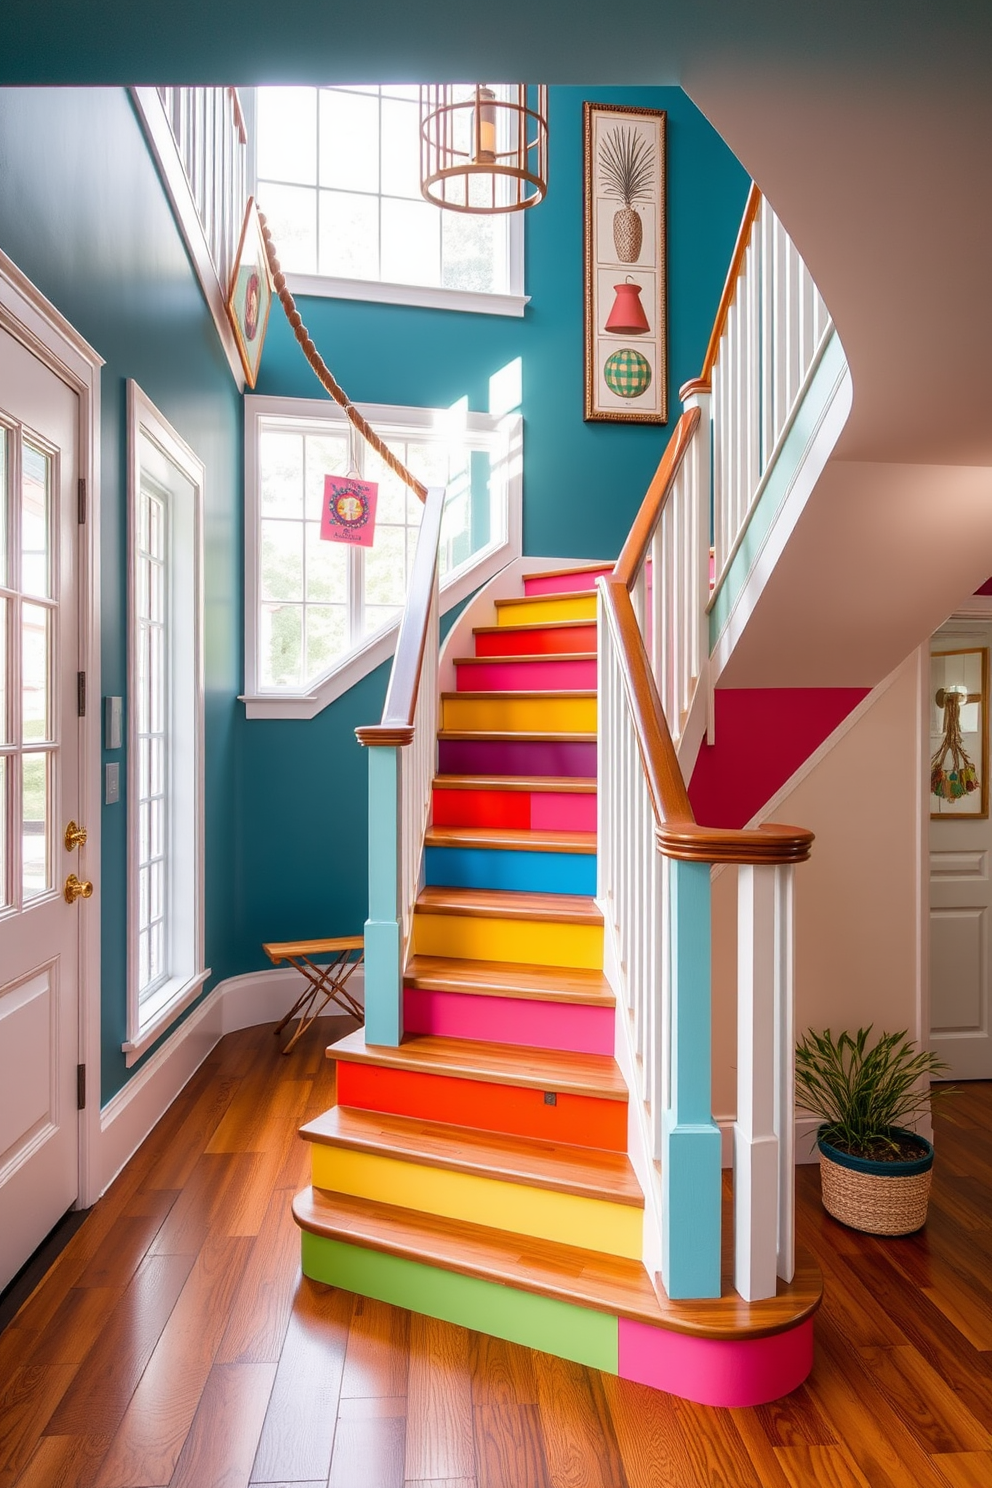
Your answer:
320,475 -> 378,547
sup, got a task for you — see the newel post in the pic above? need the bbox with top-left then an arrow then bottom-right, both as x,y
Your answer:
362,743 -> 403,1047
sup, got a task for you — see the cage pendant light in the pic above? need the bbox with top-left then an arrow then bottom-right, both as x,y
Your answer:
419,85 -> 549,214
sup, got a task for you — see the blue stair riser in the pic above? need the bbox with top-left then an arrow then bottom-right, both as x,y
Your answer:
425,845 -> 597,896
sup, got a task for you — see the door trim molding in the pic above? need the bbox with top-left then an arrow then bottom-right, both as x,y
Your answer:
0,248 -> 104,1209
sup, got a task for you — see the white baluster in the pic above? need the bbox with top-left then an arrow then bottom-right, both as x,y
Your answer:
734,864 -> 780,1302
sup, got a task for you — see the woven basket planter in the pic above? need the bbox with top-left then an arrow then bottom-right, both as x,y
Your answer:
817,1128 -> 934,1236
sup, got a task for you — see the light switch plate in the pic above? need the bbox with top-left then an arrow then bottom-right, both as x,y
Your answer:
105,762 -> 120,804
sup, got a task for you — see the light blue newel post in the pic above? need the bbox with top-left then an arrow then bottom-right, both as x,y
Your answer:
662,857 -> 722,1299
363,745 -> 403,1047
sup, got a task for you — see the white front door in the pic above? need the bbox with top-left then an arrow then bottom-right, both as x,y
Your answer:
0,324 -> 84,1291
929,620 -> 992,1081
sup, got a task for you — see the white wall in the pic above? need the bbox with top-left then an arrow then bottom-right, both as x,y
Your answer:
711,652 -> 925,1148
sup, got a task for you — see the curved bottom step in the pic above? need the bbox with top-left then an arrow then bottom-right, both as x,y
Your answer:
294,1188 -> 820,1408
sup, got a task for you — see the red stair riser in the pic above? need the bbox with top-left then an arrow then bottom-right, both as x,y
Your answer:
403,986 -> 615,1056
523,568 -> 611,596
336,1063 -> 627,1151
474,624 -> 597,657
431,788 -> 596,832
455,657 -> 597,692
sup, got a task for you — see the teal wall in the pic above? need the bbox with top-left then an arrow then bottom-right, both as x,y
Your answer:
0,83 -> 746,1099
0,88 -> 243,1101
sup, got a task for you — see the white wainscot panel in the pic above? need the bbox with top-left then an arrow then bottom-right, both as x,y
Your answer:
931,907 -> 986,1033
0,966 -> 55,1171
930,851 -> 989,881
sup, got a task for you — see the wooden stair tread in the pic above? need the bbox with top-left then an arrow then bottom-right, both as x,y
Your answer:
438,731 -> 597,744
405,954 -> 615,1007
444,689 -> 596,701
494,591 -> 596,608
328,1027 -> 628,1100
454,652 -> 598,666
472,619 -> 595,636
433,774 -> 597,794
416,884 -> 603,925
293,1188 -> 823,1338
425,825 -> 596,854
301,1106 -> 642,1205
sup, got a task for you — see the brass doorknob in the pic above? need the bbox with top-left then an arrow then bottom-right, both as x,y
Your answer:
64,874 -> 93,904
64,821 -> 87,852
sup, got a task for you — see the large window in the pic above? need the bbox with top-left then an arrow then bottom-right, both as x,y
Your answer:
253,86 -> 527,316
125,384 -> 207,1064
243,396 -> 522,719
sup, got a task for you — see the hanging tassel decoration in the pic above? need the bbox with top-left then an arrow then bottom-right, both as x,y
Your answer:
931,687 -> 980,802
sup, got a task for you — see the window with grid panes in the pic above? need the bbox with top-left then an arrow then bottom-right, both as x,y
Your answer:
253,86 -> 523,310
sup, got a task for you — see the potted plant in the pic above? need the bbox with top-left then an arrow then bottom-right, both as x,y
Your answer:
795,1026 -> 949,1235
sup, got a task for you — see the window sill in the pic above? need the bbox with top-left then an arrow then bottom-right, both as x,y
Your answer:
123,968 -> 211,1067
285,272 -> 529,319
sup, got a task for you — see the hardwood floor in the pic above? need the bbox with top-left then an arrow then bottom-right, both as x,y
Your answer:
2,1023 -> 991,1488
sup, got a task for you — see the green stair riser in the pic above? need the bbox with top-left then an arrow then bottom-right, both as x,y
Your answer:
301,1230 -> 619,1374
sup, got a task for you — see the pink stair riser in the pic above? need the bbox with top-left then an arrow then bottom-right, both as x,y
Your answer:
532,792 -> 596,832
523,568 -> 612,596
455,656 -> 597,692
403,986 -> 615,1056
618,1316 -> 814,1408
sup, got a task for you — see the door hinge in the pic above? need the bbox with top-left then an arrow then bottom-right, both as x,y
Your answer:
77,672 -> 86,717
77,1064 -> 86,1111
78,477 -> 87,524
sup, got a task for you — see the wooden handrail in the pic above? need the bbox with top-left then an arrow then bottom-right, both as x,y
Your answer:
613,407 -> 700,589
356,484 -> 445,748
698,182 -> 762,387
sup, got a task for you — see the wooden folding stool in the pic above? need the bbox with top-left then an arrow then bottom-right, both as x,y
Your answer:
262,935 -> 364,1052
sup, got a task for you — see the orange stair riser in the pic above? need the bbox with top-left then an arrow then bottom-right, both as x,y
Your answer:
441,694 -> 597,734
474,623 -> 598,657
336,1062 -> 628,1151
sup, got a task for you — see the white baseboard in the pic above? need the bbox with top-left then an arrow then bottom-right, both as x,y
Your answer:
96,964 -> 363,1197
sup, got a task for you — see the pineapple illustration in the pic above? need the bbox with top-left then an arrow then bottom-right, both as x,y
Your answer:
599,126 -> 655,264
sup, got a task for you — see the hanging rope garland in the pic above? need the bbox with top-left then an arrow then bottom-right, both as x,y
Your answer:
931,687 -> 980,802
257,213 -> 428,503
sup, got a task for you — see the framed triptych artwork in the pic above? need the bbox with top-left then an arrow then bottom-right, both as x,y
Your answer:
583,102 -> 667,424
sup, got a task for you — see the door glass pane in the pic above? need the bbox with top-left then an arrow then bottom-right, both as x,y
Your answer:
22,602 -> 50,742
21,443 -> 51,599
22,751 -> 49,898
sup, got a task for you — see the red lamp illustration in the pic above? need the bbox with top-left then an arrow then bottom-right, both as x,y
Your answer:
604,276 -> 650,335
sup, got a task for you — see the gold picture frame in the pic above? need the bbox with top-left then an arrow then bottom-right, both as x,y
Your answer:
226,196 -> 274,389
583,102 -> 667,425
930,646 -> 989,819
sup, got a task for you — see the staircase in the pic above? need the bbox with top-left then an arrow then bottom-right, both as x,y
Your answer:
293,563 -> 819,1408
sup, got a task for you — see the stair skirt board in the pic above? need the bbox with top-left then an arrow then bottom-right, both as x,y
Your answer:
474,622 -> 598,657
336,1063 -> 629,1151
412,912 -> 603,969
309,1149 -> 642,1257
432,788 -> 597,832
455,657 -> 598,691
437,738 -> 597,777
300,1230 -> 815,1408
424,845 -> 597,896
441,694 -> 597,733
403,986 -> 615,1055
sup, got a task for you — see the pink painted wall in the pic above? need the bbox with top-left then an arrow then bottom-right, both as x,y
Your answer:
688,688 -> 869,829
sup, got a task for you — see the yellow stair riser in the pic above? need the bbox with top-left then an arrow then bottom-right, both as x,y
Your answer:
442,695 -> 597,733
497,595 -> 597,626
413,912 -> 603,970
311,1145 -> 642,1261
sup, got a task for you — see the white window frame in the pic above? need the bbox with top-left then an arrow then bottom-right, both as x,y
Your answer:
124,382 -> 208,1066
242,395 -> 522,720
249,87 -> 529,319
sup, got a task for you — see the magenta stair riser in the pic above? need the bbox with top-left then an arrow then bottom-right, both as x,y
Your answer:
455,656 -> 597,692
618,1316 -> 814,1408
523,568 -> 611,596
437,739 -> 597,778
403,986 -> 615,1055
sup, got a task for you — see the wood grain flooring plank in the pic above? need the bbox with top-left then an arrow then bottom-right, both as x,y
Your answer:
25,1286 -> 124,1367
601,1374 -> 700,1488
338,1395 -> 407,1419
215,1191 -> 303,1366
405,1315 -> 476,1484
469,1332 -> 538,1408
727,1408 -> 796,1488
534,1353 -> 628,1488
138,1075 -> 243,1192
403,1480 -> 476,1488
249,1284 -> 352,1484
774,1445 -> 873,1488
10,1433 -> 113,1488
856,1344 -> 992,1454
224,1122 -> 305,1237
167,1361 -> 277,1488
754,1385 -> 836,1448
93,1235 -> 253,1488
45,1253 -> 195,1437
340,1295 -> 410,1401
0,1365 -> 74,1488
328,1415 -> 406,1488
932,1453 -> 992,1488
670,1395 -> 767,1488
474,1402 -> 549,1488
148,1153 -> 260,1257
